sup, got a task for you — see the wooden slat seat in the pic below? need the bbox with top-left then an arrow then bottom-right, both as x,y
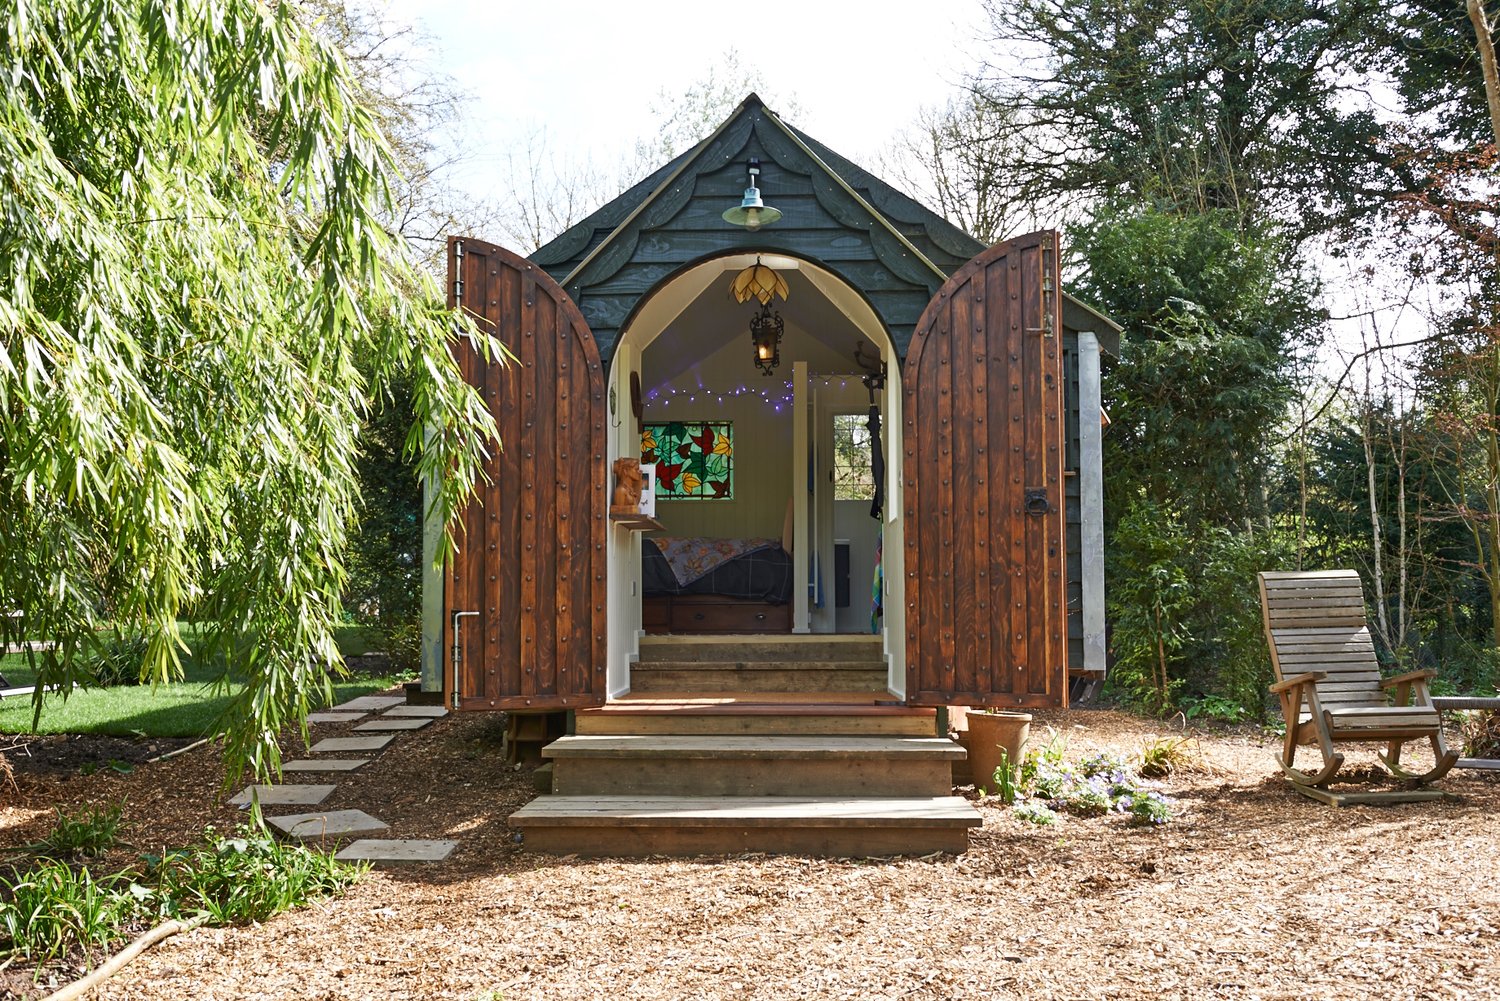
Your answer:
1327,706 -> 1442,728
1258,570 -> 1457,788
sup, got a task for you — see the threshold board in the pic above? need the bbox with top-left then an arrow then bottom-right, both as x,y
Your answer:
510,795 -> 981,827
509,795 -> 981,856
543,735 -> 963,760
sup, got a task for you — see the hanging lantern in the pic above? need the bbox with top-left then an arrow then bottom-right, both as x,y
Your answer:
750,303 -> 784,376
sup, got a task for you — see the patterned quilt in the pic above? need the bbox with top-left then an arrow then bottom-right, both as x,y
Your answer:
651,536 -> 783,588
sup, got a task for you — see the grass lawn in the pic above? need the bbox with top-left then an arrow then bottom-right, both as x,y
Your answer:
0,674 -> 405,738
0,623 -> 401,738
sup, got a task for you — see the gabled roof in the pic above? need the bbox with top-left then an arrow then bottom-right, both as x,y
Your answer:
532,94 -> 1119,363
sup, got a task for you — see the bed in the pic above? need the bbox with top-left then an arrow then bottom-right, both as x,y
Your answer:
641,536 -> 793,634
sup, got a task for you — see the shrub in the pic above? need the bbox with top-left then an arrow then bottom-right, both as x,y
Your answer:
1014,740 -> 1178,826
0,825 -> 364,970
1183,695 -> 1248,724
1136,734 -> 1199,778
1060,778 -> 1113,817
1126,791 -> 1175,826
148,827 -> 364,925
27,803 -> 126,859
82,634 -> 148,688
0,859 -> 133,963
1012,801 -> 1058,826
1106,501 -> 1283,716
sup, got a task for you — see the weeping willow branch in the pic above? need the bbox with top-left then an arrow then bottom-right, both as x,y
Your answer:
0,0 -> 502,784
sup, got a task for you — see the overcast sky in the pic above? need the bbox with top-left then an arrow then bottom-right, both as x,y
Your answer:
380,0 -> 991,202
375,0 -> 1437,382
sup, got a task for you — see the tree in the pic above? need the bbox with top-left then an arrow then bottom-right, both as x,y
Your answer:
1072,203 -> 1320,526
1067,202 -> 1319,711
0,0 -> 499,781
881,93 -> 1047,245
1391,0 -> 1500,149
301,0 -> 508,270
626,50 -> 798,181
974,0 -> 1398,238
494,128 -> 613,252
298,1 -> 512,663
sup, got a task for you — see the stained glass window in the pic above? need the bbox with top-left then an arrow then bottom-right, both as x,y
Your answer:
641,421 -> 733,499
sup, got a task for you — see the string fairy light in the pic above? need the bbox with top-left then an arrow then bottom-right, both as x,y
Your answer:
642,375 -> 869,413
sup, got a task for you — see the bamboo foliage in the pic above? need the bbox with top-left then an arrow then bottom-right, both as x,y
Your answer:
0,0 -> 500,781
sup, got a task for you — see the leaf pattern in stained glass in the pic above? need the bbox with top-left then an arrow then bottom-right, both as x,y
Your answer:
642,421 -> 733,499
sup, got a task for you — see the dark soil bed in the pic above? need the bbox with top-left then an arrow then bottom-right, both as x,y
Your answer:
2,734 -> 197,779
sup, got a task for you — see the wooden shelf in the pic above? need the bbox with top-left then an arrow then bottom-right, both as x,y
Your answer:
609,511 -> 664,532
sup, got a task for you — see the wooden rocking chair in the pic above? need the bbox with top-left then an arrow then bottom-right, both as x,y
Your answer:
1258,570 -> 1457,788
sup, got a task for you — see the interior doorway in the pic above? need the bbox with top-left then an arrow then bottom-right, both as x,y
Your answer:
828,410 -> 884,635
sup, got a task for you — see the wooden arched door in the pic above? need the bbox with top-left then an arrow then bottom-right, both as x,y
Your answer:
443,238 -> 607,710
903,231 -> 1067,708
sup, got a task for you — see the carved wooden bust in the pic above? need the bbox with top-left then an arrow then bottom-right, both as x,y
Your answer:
611,458 -> 643,514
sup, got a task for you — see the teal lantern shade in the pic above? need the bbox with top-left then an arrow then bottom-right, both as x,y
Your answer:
722,158 -> 783,231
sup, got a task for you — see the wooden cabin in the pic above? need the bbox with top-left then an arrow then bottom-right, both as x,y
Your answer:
419,94 -> 1120,855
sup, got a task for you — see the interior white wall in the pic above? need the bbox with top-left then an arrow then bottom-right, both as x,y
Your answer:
605,341 -> 644,697
882,367 -> 906,698
792,361 -> 810,633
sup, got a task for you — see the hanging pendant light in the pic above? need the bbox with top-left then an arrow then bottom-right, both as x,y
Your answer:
722,157 -> 783,231
730,255 -> 790,305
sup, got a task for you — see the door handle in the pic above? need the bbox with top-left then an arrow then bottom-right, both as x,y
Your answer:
1024,489 -> 1051,516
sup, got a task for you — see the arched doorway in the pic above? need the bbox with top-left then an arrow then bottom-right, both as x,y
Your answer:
601,252 -> 908,698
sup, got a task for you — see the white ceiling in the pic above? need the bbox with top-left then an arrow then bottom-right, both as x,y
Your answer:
637,265 -> 885,393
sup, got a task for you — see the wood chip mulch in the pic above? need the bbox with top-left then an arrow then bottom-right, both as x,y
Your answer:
2,701 -> 1497,1000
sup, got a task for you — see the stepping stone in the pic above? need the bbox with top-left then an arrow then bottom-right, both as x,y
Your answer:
334,839 -> 457,866
308,711 -> 365,724
283,759 -> 369,772
381,705 -> 449,718
310,735 -> 394,753
230,784 -> 335,807
330,695 -> 404,712
267,809 -> 388,840
353,718 -> 432,733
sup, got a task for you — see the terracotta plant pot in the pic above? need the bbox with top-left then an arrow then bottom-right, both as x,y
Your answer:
961,710 -> 1032,793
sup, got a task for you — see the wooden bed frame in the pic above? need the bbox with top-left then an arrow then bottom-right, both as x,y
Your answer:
642,594 -> 792,634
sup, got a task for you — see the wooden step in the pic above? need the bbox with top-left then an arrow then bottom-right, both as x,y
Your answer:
631,663 -> 889,693
545,735 -> 963,797
636,636 -> 884,663
575,697 -> 936,737
509,795 -> 982,857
